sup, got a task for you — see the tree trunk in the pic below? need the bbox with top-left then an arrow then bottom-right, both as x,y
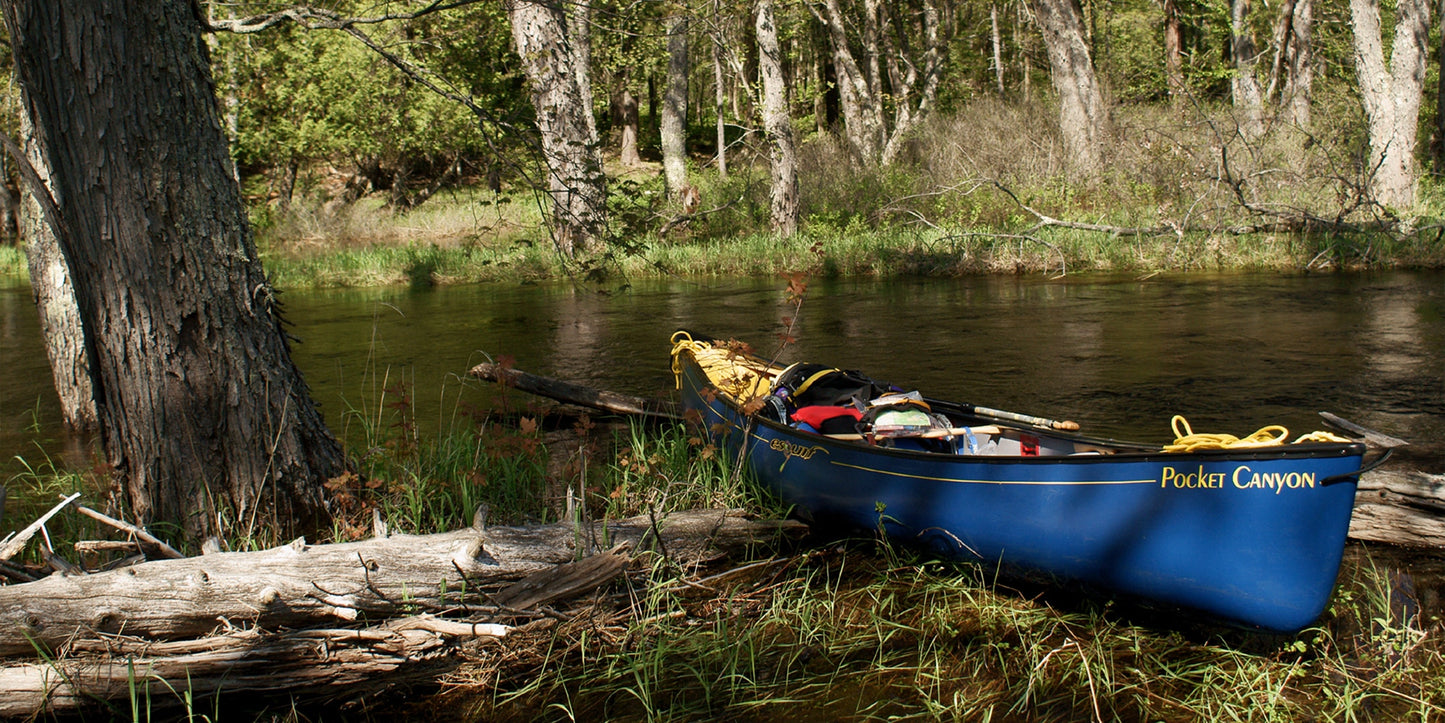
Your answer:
816,0 -> 884,164
755,0 -> 799,236
1163,0 -> 1185,104
1266,0 -> 1313,128
713,20 -> 729,178
507,0 -> 607,257
2,0 -> 348,542
1030,0 -> 1108,175
992,3 -> 1007,95
617,86 -> 642,167
662,10 -> 690,198
1349,0 -> 1430,208
19,116 -> 96,431
1230,0 -> 1265,138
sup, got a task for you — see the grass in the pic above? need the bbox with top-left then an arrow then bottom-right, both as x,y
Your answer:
446,539 -> 1445,722
5,400 -> 1444,721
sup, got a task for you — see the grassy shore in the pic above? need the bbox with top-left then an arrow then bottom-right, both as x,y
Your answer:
3,378 -> 1441,720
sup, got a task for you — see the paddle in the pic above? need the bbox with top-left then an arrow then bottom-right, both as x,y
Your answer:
826,425 -> 1001,441
923,398 -> 1081,431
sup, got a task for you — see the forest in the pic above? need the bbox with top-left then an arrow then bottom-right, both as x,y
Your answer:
4,0 -> 1442,271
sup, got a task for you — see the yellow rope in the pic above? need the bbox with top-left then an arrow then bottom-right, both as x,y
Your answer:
1164,415 -> 1350,452
670,331 -> 774,401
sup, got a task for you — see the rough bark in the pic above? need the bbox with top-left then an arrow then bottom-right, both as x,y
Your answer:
20,117 -> 96,432
507,0 -> 607,256
662,10 -> 690,198
1230,0 -> 1265,138
1349,0 -> 1430,208
1030,0 -> 1108,174
755,0 -> 799,236
2,0 -> 348,541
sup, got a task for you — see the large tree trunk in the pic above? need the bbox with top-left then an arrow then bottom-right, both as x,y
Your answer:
2,0 -> 349,542
662,10 -> 690,198
507,0 -> 607,257
1230,0 -> 1265,138
19,116 -> 95,432
1030,0 -> 1108,175
1349,0 -> 1430,208
755,0 -> 799,236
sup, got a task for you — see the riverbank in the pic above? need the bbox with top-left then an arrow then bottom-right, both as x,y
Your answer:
5,223 -> 1443,293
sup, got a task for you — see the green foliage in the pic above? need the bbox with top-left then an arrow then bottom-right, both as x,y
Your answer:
216,1 -> 525,206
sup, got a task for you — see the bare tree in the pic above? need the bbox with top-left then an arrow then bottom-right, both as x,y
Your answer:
1029,0 -> 1107,174
1349,0 -> 1430,208
2,0 -> 349,541
507,0 -> 607,256
756,0 -> 798,235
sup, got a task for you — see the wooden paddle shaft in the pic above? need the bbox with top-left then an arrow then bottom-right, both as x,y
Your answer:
826,425 -> 1002,441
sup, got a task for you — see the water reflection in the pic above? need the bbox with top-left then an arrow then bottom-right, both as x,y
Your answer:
1,272 -> 1442,479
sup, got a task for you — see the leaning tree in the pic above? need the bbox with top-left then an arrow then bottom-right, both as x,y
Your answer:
2,0 -> 350,542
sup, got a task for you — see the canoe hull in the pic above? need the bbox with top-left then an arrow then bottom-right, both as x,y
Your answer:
676,355 -> 1365,632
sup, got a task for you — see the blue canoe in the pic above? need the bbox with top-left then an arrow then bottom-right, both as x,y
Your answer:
671,332 -> 1374,632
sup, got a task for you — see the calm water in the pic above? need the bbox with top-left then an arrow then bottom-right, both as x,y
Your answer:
1,272 -> 1442,479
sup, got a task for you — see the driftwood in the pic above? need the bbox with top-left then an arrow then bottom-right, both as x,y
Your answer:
0,617 -> 503,719
0,509 -> 801,658
0,509 -> 803,716
470,362 -> 681,420
1350,469 -> 1445,547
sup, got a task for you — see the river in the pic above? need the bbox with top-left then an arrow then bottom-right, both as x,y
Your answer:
1,272 -> 1442,481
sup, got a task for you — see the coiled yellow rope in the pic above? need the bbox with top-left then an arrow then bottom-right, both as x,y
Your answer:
670,331 -> 773,401
1164,415 -> 1350,452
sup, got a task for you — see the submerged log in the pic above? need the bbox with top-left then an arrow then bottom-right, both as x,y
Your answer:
470,362 -> 681,419
0,510 -> 804,659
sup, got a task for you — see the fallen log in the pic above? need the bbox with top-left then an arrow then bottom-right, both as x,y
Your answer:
1350,469 -> 1445,547
0,616 -> 506,719
470,362 -> 681,420
0,509 -> 805,659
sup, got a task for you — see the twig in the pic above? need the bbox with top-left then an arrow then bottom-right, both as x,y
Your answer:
73,506 -> 185,560
0,493 -> 81,562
